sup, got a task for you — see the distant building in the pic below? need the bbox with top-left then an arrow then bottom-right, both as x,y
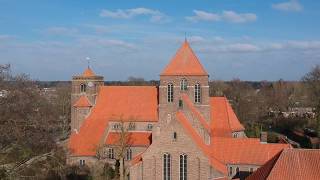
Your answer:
0,90 -> 8,98
68,40 -> 289,180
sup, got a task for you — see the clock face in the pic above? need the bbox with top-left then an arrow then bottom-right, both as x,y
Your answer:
87,82 -> 94,87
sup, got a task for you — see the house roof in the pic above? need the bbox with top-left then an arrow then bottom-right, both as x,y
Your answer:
82,67 -> 96,77
210,138 -> 290,165
210,97 -> 245,137
73,95 -> 92,107
160,40 -> 208,76
69,86 -> 158,156
247,149 -> 320,180
105,132 -> 152,146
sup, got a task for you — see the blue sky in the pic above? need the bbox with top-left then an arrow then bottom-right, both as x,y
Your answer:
0,0 -> 320,81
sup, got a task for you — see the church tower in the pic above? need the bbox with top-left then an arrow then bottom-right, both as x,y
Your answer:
157,40 -> 211,143
71,67 -> 104,132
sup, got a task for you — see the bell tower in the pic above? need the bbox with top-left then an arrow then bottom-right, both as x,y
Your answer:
71,66 -> 104,132
156,40 -> 211,143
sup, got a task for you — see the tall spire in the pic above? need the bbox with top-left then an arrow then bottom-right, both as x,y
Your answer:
160,40 -> 208,76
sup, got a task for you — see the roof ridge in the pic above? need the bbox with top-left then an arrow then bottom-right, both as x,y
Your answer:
224,98 -> 232,131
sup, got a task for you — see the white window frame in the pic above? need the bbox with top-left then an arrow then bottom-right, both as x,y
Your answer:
179,154 -> 187,180
126,148 -> 132,160
180,79 -> 188,91
167,83 -> 174,103
108,148 -> 114,159
147,124 -> 153,131
80,159 -> 85,166
194,83 -> 201,103
163,153 -> 171,180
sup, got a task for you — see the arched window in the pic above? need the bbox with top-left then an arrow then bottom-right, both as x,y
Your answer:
194,83 -> 201,103
126,148 -> 132,160
179,154 -> 187,180
167,83 -> 173,103
163,153 -> 171,180
180,79 -> 188,91
80,83 -> 86,93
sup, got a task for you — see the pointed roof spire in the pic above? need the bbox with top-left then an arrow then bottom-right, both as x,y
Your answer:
161,40 -> 208,76
82,67 -> 96,77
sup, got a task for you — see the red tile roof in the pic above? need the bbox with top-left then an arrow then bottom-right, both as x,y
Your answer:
210,138 -> 290,165
247,149 -> 320,180
69,86 -> 158,156
82,67 -> 96,77
161,40 -> 208,76
73,95 -> 92,107
210,97 -> 245,137
105,132 -> 152,146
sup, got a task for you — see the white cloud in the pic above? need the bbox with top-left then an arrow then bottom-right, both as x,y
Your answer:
100,7 -> 169,23
272,0 -> 303,12
186,10 -> 220,22
222,11 -> 257,23
186,10 -> 257,23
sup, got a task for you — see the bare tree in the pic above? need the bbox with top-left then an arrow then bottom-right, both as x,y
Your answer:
303,65 -> 320,132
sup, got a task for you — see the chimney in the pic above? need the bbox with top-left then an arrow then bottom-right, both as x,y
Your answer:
260,132 -> 268,144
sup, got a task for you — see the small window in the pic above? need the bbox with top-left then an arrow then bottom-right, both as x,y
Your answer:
147,124 -> 153,130
229,166 -> 233,176
233,133 -> 238,138
249,168 -> 254,174
167,83 -> 174,103
173,132 -> 177,141
236,167 -> 239,174
126,148 -> 132,160
80,83 -> 86,93
108,148 -> 114,159
179,99 -> 183,108
180,79 -> 188,91
194,83 -> 201,103
80,159 -> 85,166
113,123 -> 121,130
129,123 -> 135,130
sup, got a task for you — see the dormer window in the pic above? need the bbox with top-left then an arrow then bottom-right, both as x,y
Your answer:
80,83 -> 86,93
167,83 -> 173,103
180,79 -> 188,91
194,83 -> 201,103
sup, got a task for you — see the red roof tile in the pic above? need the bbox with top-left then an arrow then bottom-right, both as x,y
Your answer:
69,86 -> 158,156
247,149 -> 320,180
73,95 -> 92,107
210,138 -> 290,165
105,132 -> 152,146
161,40 -> 208,76
210,97 -> 245,137
82,67 -> 96,77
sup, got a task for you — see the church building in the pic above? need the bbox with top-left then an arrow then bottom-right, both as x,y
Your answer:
68,40 -> 290,180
